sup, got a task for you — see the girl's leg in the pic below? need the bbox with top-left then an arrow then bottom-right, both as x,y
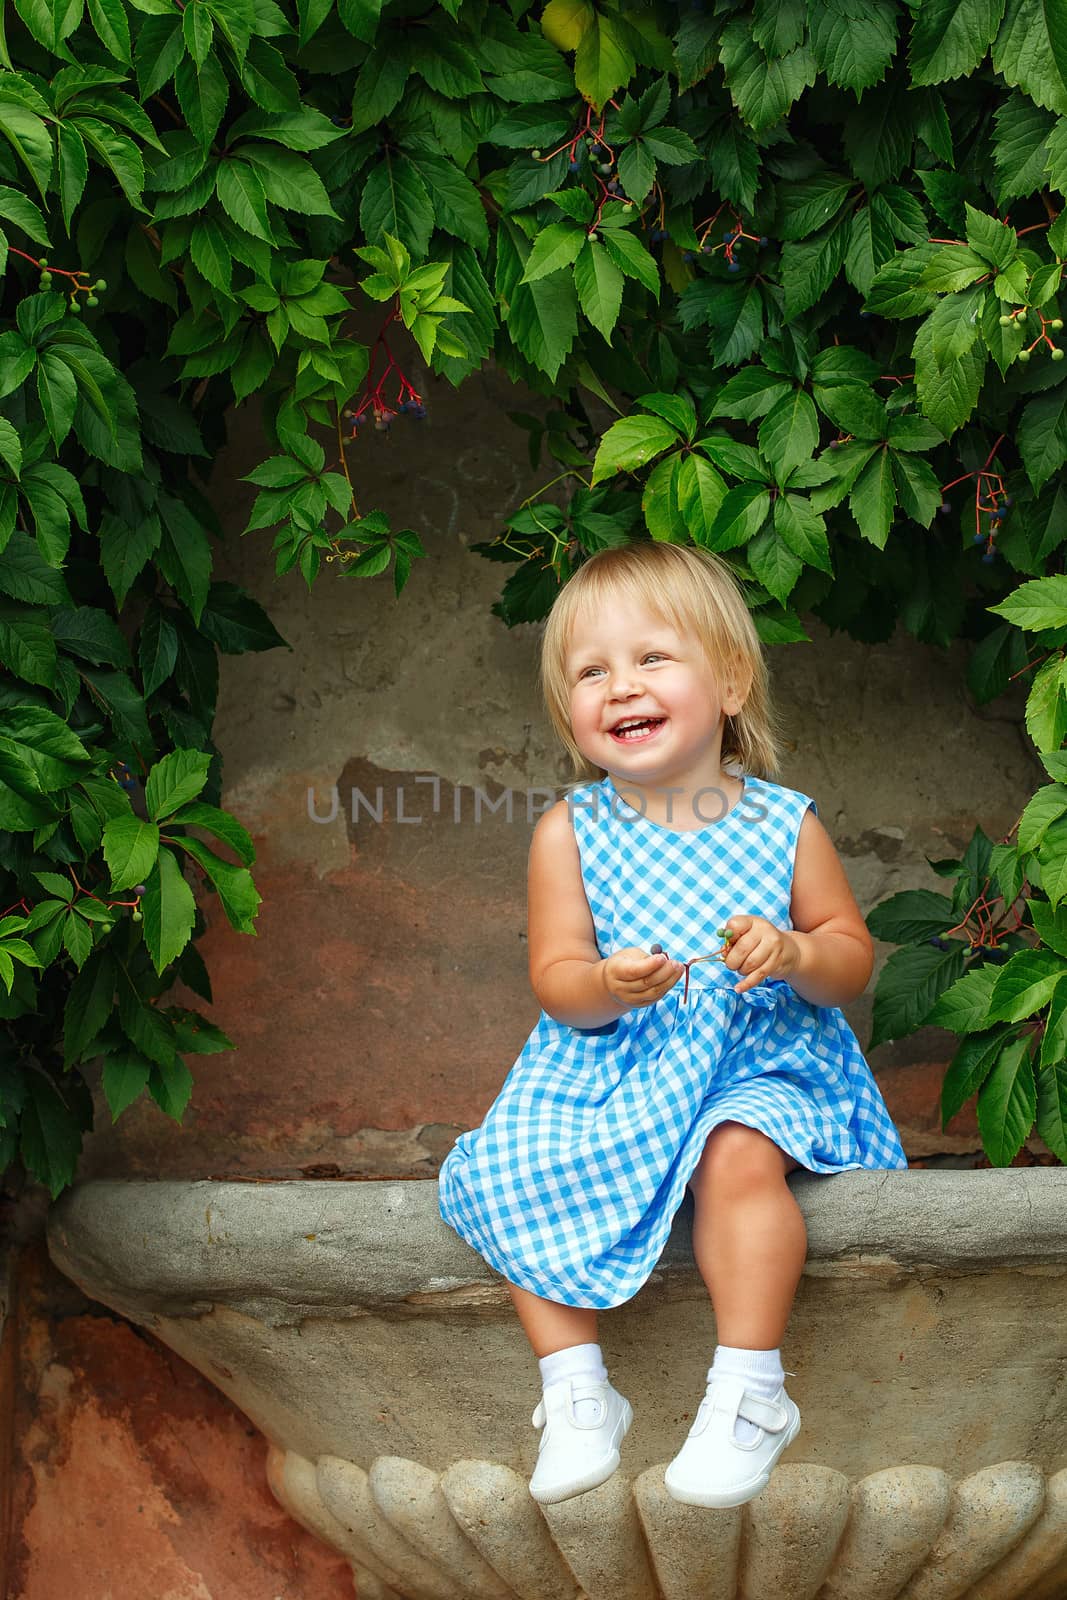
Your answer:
687,1120 -> 806,1348
507,1280 -> 598,1357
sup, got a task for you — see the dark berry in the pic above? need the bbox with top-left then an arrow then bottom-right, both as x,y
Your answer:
973,532 -> 985,544
758,235 -> 768,246
568,158 -> 580,172
722,231 -> 734,242
982,550 -> 995,563
928,936 -> 948,949
939,500 -> 951,514
651,943 -> 664,954
134,884 -> 147,895
682,250 -> 696,261
727,261 -> 740,272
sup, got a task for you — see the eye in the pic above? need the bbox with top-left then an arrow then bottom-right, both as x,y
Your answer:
644,653 -> 665,664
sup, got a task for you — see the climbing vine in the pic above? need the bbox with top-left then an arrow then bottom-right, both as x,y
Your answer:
2,0 -> 1067,1191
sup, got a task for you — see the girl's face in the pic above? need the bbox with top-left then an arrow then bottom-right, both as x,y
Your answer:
564,593 -> 745,783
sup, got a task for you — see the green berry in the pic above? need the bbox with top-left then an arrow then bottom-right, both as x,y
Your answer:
69,298 -> 81,315
531,148 -> 542,159
716,926 -> 734,939
132,907 -> 143,923
1053,347 -> 1065,361
1018,347 -> 1032,362
998,314 -> 1013,327
94,278 -> 107,290
86,294 -> 98,307
1052,318 -> 1065,330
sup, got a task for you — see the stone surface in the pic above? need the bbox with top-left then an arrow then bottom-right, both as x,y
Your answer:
7,1242 -> 352,1600
58,363 -> 1042,1187
817,1466 -> 953,1600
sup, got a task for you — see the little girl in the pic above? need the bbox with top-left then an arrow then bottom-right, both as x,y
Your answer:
438,540 -> 908,1510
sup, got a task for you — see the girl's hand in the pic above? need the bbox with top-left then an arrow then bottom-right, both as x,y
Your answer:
603,947 -> 685,1009
721,916 -> 801,994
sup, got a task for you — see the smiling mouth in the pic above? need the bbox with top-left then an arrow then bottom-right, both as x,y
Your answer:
610,717 -> 667,742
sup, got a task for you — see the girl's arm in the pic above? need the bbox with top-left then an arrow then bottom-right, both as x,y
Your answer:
785,808 -> 874,1007
527,800 -> 630,1028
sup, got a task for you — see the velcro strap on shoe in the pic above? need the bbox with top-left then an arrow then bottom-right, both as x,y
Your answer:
737,1392 -> 788,1432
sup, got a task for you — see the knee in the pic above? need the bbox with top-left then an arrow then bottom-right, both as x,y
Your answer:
690,1122 -> 788,1198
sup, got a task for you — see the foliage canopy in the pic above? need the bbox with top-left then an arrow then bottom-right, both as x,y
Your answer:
2,0 -> 1067,1189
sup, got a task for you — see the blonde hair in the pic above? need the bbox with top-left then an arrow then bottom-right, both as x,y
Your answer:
539,542 -> 782,783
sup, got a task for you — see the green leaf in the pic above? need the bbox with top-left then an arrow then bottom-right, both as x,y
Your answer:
977,1034 -> 1036,1164
599,226 -> 660,296
866,887 -> 956,942
919,244 -> 991,291
102,1048 -> 152,1120
869,940 -> 966,1046
616,138 -> 657,204
199,582 -> 289,653
909,0 -> 1006,83
20,1071 -> 85,1198
521,221 -> 585,283
168,800 -> 255,865
591,413 -> 681,483
1025,656 -> 1067,752
141,845 -> 196,975
927,962 -> 1001,1030
719,20 -> 816,130
986,947 -> 1067,1022
638,392 -> 696,439
145,748 -> 211,821
913,314 -> 986,438
1018,388 -> 1067,492
642,452 -> 684,541
1036,1056 -> 1067,1158
773,494 -> 832,573
991,572 -> 1067,630
174,54 -> 229,149
1018,784 -> 1067,853
216,158 -> 274,242
781,219 -> 850,317
810,0 -> 899,94
574,11 -> 635,111
704,482 -> 772,551
941,1027 -> 1011,1123
993,0 -> 1067,114
171,833 -> 261,933
993,92 -> 1055,204
707,120 -> 760,211
849,446 -> 896,548
103,813 -> 160,893
927,285 -> 985,364
747,525 -> 803,601
574,238 -> 623,341
677,452 -> 727,543
63,947 -> 115,1066
360,155 -> 434,259
964,203 -> 1018,271
777,172 -> 853,242
757,389 -> 819,482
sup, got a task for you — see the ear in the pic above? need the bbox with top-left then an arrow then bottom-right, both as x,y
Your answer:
720,655 -> 752,718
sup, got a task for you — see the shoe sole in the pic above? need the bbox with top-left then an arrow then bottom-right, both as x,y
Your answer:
529,1398 -> 634,1505
663,1409 -> 802,1509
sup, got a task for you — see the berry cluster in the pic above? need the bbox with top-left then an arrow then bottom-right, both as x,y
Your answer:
1000,308 -> 1065,363
940,435 -> 1010,564
681,210 -> 768,268
533,103 -> 634,233
112,760 -> 139,792
18,249 -> 106,311
650,928 -> 736,1002
345,307 -> 427,437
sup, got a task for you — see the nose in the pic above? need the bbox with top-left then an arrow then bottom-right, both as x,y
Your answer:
608,670 -> 640,698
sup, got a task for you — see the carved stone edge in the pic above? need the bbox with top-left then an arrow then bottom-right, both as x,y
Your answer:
266,1447 -> 1067,1600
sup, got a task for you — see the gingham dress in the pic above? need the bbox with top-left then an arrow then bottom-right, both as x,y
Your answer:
437,772 -> 908,1309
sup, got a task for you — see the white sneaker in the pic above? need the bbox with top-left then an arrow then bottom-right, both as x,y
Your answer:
664,1373 -> 801,1509
528,1377 -> 633,1505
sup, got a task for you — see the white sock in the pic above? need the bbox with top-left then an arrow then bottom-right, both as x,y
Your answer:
538,1342 -> 608,1424
710,1345 -> 785,1444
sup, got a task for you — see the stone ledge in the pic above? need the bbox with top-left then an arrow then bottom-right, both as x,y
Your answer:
46,1169 -> 1067,1326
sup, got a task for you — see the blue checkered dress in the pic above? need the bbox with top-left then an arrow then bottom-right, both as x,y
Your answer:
438,773 -> 908,1309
